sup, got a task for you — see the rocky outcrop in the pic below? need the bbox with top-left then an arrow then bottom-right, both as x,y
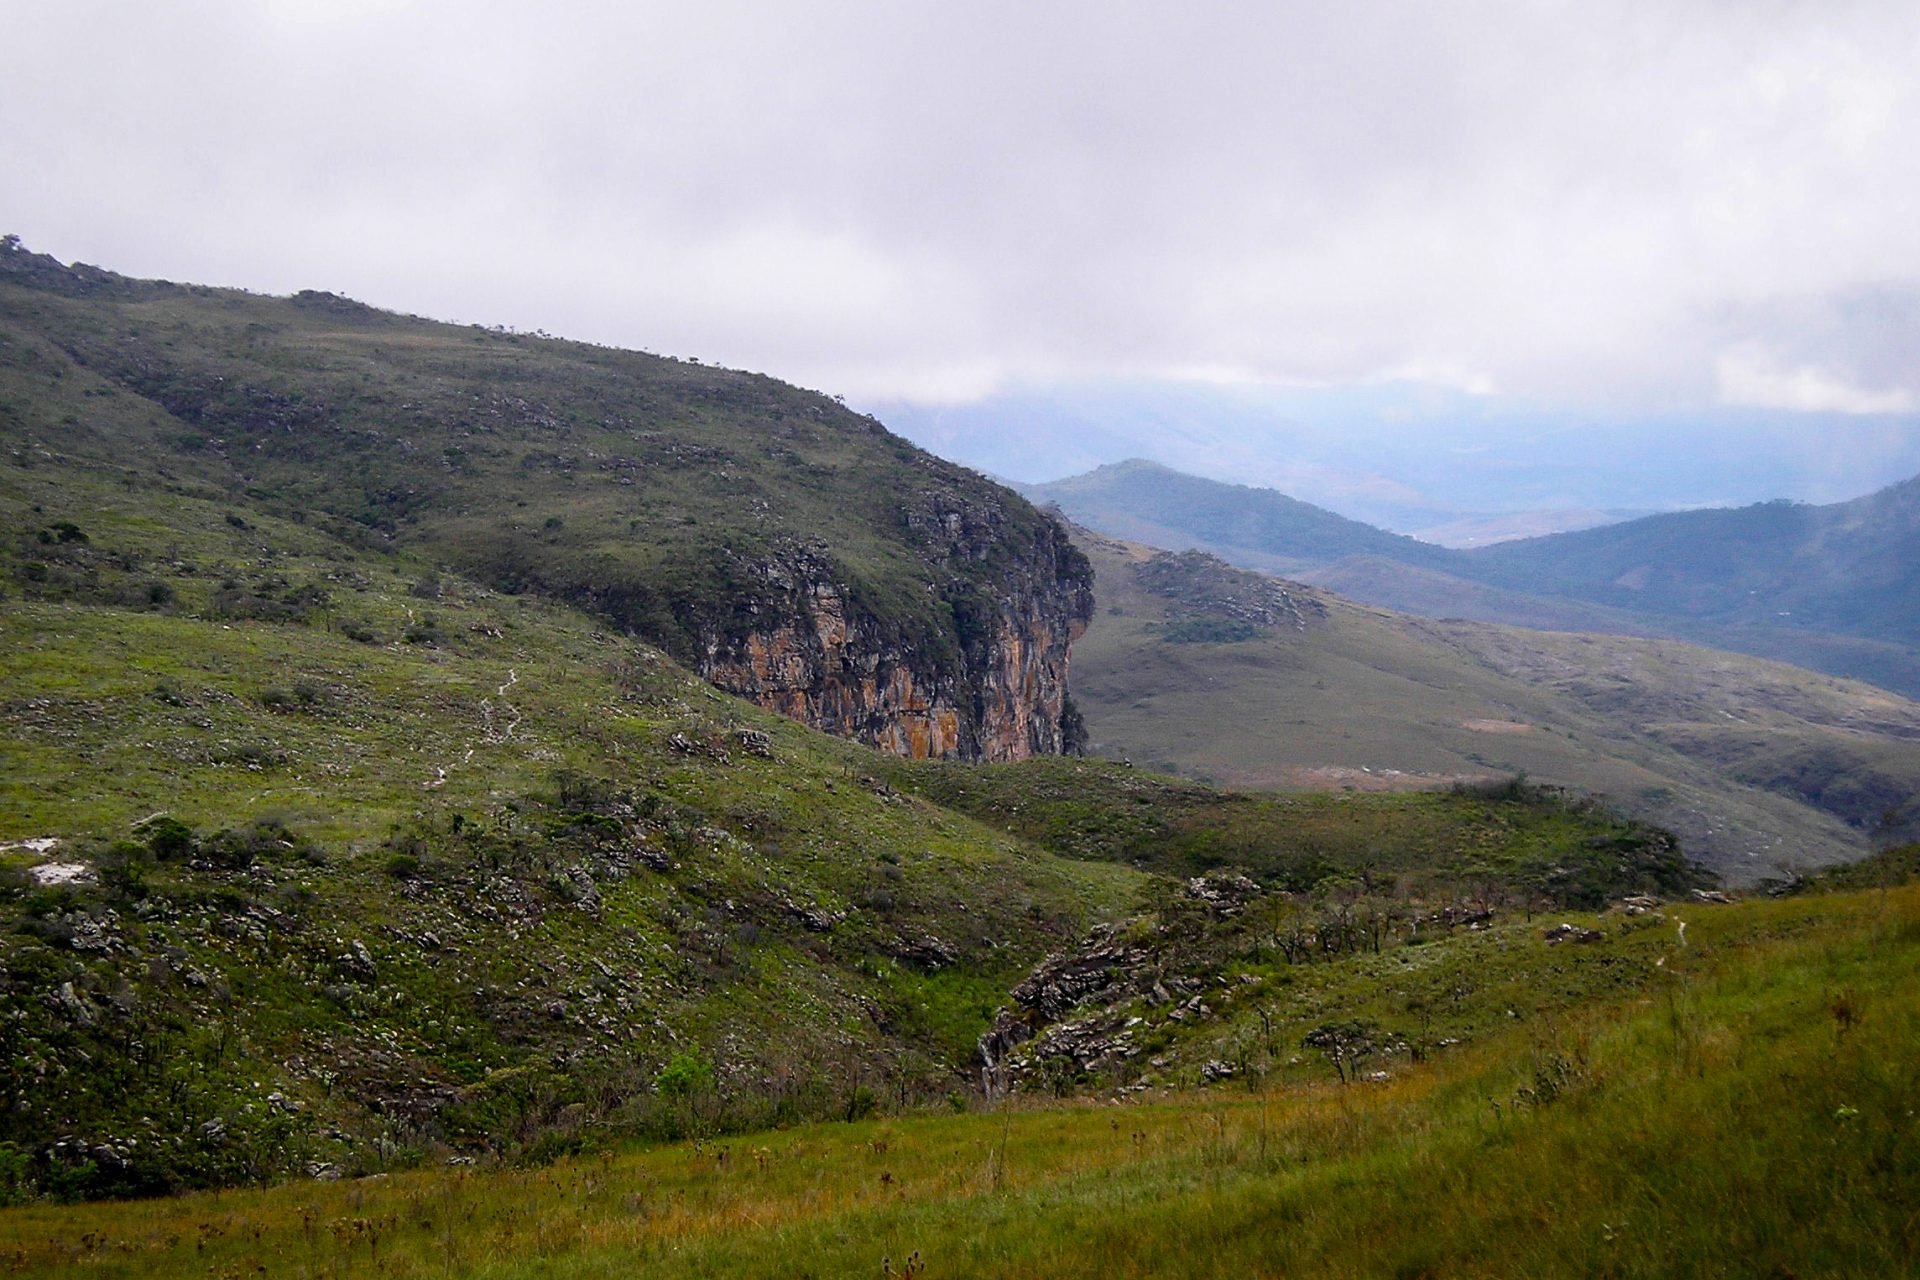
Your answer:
978,873 -> 1261,1094
701,515 -> 1093,763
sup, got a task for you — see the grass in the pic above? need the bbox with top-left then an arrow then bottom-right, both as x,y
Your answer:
4,884 -> 1912,1277
0,378 -> 1705,1207
1064,530 -> 1919,882
0,475 -> 1143,1197
888,756 -> 1705,905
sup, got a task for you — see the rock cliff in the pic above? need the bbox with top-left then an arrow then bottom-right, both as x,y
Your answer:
700,513 -> 1093,762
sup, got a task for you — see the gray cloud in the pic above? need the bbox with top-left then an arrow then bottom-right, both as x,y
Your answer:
4,1 -> 1919,410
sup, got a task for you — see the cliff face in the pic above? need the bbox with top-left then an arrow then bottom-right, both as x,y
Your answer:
700,513 -> 1093,762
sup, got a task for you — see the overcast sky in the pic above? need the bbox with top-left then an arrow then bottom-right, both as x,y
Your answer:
6,1 -> 1919,424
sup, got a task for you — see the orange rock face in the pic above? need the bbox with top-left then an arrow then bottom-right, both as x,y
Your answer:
697,526 -> 1091,762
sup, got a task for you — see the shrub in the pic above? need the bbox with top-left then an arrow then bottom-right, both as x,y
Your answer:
138,815 -> 196,861
654,1051 -> 716,1101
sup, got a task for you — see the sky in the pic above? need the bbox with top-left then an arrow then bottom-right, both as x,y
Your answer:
6,1 -> 1920,513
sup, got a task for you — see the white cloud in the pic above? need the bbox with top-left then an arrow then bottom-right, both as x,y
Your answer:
1716,350 -> 1917,416
3,1 -> 1920,411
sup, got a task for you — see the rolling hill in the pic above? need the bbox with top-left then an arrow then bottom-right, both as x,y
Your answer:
1062,529 -> 1920,881
1028,458 -> 1920,698
0,239 -> 1089,761
0,246 -> 1724,1205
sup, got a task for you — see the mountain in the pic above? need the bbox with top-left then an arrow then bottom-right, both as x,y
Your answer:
1468,477 -> 1920,645
1060,529 -> 1920,881
0,240 -> 1088,762
0,247 -> 1710,1202
1030,458 -> 1920,698
1018,459 -> 1454,577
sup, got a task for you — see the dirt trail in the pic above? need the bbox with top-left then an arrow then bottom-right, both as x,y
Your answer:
427,667 -> 522,789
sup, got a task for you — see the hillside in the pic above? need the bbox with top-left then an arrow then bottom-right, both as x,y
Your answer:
1064,530 -> 1920,880
0,240 -> 1088,761
0,249 -> 1727,1205
1468,476 -> 1920,645
6,881 -> 1913,1277
0,521 -> 1705,1202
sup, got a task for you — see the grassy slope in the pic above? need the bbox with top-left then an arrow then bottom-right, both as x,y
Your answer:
887,756 -> 1703,905
1308,554 -> 1920,702
0,248 -> 1081,686
0,471 -> 1142,1195
1067,531 -> 1920,881
5,884 -> 1912,1278
0,315 -> 1703,1202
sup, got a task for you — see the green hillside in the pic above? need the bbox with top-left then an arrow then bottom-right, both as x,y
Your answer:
0,251 -> 1727,1207
0,239 -> 1090,760
1470,478 -> 1920,645
1029,458 -> 1920,698
5,880 -> 1912,1278
1064,530 -> 1920,880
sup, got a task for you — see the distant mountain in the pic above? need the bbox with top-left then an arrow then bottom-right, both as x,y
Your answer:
1410,507 -> 1653,548
1468,478 -> 1920,646
1031,459 -> 1920,698
1018,459 -> 1455,577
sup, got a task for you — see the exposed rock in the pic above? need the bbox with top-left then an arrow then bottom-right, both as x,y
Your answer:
337,939 -> 377,982
27,860 -> 92,886
884,933 -> 958,972
1185,872 -> 1260,917
700,533 -> 1091,763
50,981 -> 95,1027
1690,889 -> 1736,904
1543,922 -> 1606,945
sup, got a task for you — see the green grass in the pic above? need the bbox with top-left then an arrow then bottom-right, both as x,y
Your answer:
4,884 -> 1912,1277
1065,532 -> 1919,882
0,484 -> 1142,1197
888,756 -> 1705,905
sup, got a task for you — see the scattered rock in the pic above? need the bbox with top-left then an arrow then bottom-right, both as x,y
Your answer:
1543,922 -> 1606,945
1689,889 -> 1735,904
337,939 -> 377,982
1184,871 -> 1260,917
884,934 -> 957,972
50,981 -> 95,1027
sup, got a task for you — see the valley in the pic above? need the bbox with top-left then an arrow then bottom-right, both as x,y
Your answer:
1063,531 -> 1920,881
1,248 -> 1913,1277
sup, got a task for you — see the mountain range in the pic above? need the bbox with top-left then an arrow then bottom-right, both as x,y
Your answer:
1,243 -> 1914,1270
1022,458 -> 1920,698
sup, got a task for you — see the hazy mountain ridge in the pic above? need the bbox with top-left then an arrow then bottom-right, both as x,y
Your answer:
1030,458 -> 1920,697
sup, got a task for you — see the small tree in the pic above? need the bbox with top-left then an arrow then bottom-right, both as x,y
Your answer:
1303,1020 -> 1400,1084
